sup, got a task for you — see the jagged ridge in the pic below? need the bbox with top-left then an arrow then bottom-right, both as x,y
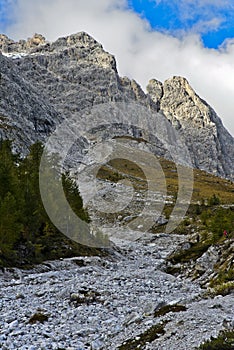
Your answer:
0,32 -> 233,180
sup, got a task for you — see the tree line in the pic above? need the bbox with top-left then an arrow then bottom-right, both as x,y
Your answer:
0,140 -> 100,267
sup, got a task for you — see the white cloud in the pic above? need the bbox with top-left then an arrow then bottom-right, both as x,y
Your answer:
189,18 -> 223,34
151,0 -> 234,35
153,0 -> 232,9
3,0 -> 234,136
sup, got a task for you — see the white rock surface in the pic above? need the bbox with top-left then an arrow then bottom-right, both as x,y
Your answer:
0,232 -> 233,350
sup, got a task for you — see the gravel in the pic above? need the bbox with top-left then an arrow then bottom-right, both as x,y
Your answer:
0,232 -> 233,350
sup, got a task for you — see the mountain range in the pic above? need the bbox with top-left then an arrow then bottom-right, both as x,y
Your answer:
0,32 -> 233,181
0,32 -> 234,350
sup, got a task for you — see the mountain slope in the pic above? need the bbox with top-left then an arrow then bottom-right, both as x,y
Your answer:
0,32 -> 233,180
0,52 -> 60,154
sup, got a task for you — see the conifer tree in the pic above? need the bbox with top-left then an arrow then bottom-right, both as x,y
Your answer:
0,141 -> 22,249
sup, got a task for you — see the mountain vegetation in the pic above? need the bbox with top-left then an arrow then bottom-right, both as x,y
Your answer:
96,156 -> 234,296
197,329 -> 234,350
0,140 -> 103,268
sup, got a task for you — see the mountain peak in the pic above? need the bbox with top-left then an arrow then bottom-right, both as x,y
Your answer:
0,33 -> 47,53
0,32 -> 233,180
0,32 -> 117,71
27,33 -> 46,47
146,75 -> 233,179
147,75 -> 216,128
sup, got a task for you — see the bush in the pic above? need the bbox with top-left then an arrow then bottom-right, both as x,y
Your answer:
207,194 -> 221,206
197,330 -> 234,349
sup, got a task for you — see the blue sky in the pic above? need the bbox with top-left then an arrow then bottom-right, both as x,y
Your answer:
0,0 -> 233,136
0,0 -> 14,31
128,0 -> 234,49
1,0 -> 234,48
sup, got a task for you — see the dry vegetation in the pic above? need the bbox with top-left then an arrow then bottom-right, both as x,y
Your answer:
97,155 -> 234,205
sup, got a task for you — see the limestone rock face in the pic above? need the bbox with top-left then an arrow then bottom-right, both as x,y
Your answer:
1,32 -> 151,118
0,33 -> 46,53
0,32 -> 150,155
146,79 -> 163,109
0,53 -> 60,154
147,76 -> 234,179
0,32 -> 233,180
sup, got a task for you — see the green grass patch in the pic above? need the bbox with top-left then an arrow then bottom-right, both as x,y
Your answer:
167,241 -> 211,264
117,322 -> 167,350
197,330 -> 234,350
209,281 -> 234,297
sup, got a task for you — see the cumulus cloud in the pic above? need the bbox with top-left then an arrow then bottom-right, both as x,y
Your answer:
3,0 -> 234,135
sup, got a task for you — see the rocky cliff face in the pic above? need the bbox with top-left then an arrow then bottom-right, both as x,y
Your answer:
0,32 -> 233,180
0,51 -> 60,154
147,77 -> 234,179
1,32 -> 150,116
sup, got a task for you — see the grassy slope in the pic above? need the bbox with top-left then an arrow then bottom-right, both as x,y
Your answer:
97,156 -> 234,204
97,153 -> 234,293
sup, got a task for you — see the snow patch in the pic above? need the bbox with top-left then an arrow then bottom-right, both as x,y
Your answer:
2,52 -> 28,59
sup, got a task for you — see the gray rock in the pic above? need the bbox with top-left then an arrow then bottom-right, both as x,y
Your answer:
147,76 -> 234,180
0,33 -> 233,180
123,312 -> 141,325
91,339 -> 103,349
0,53 -> 60,155
180,242 -> 192,250
156,216 -> 168,225
195,245 -> 219,272
0,235 -> 232,350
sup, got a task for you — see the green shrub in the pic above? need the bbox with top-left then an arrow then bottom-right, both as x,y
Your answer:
117,322 -> 167,350
207,194 -> 221,206
197,330 -> 234,349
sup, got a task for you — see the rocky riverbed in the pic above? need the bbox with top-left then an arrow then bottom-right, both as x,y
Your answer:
0,231 -> 233,350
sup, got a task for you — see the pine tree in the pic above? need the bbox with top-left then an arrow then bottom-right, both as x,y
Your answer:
0,192 -> 22,247
0,141 -> 22,249
0,140 -> 20,198
62,172 -> 90,223
19,142 -> 55,241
